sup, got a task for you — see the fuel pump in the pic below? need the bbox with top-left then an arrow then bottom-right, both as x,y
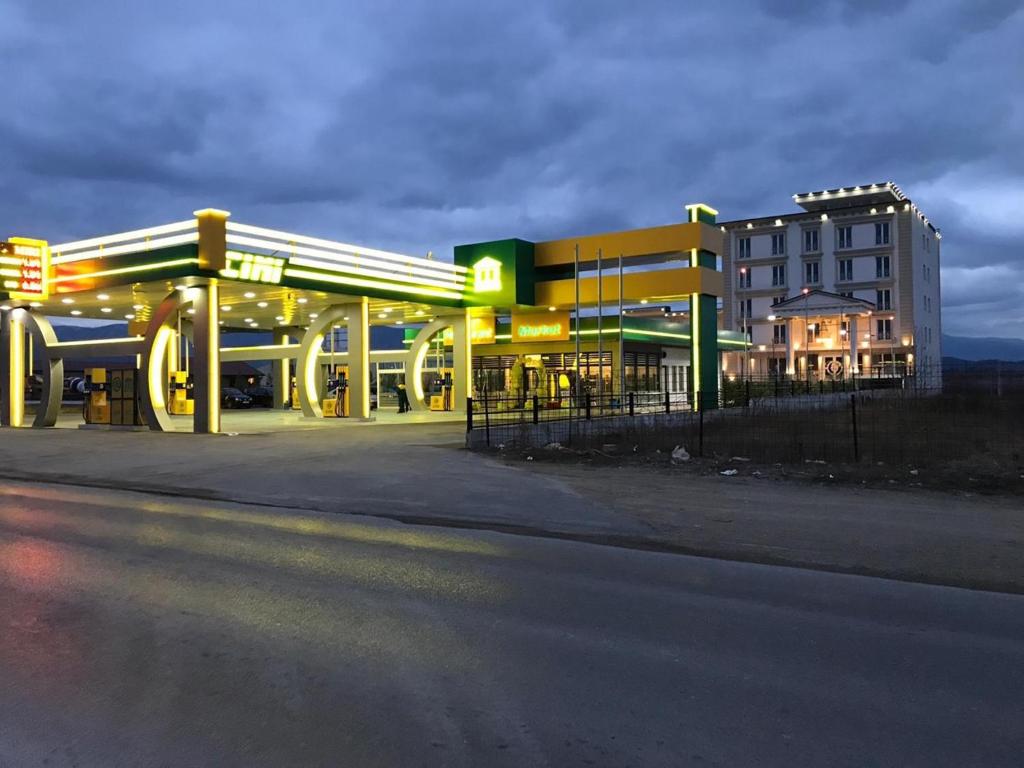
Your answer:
322,365 -> 349,417
429,368 -> 454,411
83,367 -> 111,425
168,370 -> 194,415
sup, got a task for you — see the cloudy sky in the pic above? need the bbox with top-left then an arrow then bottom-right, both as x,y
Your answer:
1,0 -> 1022,337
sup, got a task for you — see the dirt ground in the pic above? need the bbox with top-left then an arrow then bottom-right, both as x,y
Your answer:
499,444 -> 1024,593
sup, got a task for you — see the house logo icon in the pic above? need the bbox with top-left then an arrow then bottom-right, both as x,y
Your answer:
473,256 -> 503,293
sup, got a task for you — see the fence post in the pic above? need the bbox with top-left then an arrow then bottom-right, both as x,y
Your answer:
665,389 -> 671,414
819,379 -> 824,396
698,404 -> 704,457
466,397 -> 473,432
585,392 -> 592,420
850,394 -> 859,462
745,379 -> 751,408
774,377 -> 779,399
483,390 -> 491,447
628,391 -> 635,417
532,394 -> 539,424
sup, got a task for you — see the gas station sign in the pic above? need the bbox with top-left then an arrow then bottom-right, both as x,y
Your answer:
1,237 -> 50,300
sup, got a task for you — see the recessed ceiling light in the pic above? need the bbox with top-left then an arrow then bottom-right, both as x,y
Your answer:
61,298 -> 74,304
395,320 -> 403,325
97,293 -> 110,301
221,305 -> 232,311
640,299 -> 649,304
415,310 -> 425,316
29,302 -> 42,308
378,313 -> 388,319
548,306 -> 557,312
187,308 -> 196,315
70,310 -> 82,316
244,291 -> 256,299
275,315 -> 284,321
218,320 -> 224,325
309,313 -> 319,319
125,314 -> 135,320
297,297 -> 308,304
174,284 -> 187,291
132,304 -> 144,310
243,318 -> 253,323
342,316 -> 349,321
101,307 -> 112,313
257,301 -> 268,308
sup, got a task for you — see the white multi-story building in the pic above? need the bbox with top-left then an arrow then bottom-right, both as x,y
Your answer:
721,182 -> 942,387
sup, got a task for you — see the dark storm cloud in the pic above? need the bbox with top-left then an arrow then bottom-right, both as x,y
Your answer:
1,0 -> 1022,336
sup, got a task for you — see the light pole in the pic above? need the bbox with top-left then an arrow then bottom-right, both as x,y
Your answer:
802,288 -> 810,383
767,313 -> 778,378
740,267 -> 749,380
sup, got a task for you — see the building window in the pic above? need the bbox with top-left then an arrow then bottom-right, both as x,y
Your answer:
876,255 -> 890,278
772,264 -> 786,286
771,233 -> 786,256
875,221 -> 890,245
876,318 -> 892,340
737,268 -> 751,288
876,289 -> 892,310
773,323 -> 787,344
803,229 -> 819,253
737,236 -> 751,259
839,291 -> 854,299
804,260 -> 820,285
838,258 -> 853,282
738,298 -> 752,322
837,226 -> 853,249
772,294 -> 787,306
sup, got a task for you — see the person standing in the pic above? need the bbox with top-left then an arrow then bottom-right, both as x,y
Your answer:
396,381 -> 411,413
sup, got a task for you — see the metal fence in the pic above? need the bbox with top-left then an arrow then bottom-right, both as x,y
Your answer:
466,366 -> 1024,474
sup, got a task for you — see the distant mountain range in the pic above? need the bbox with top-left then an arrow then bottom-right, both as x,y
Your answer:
942,334 -> 1024,362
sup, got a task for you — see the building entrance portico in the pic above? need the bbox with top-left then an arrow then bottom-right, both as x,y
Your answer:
758,290 -> 875,380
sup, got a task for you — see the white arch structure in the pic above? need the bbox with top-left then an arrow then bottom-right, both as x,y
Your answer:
404,310 -> 472,412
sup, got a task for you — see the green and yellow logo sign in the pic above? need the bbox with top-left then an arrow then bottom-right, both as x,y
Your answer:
220,250 -> 285,284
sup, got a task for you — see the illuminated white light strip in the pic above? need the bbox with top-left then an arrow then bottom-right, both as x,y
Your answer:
227,221 -> 468,274
52,232 -> 199,265
287,253 -> 464,293
283,267 -> 462,300
50,257 -> 199,284
228,235 -> 466,290
0,256 -> 21,266
50,220 -> 197,256
50,337 -> 145,348
282,246 -> 468,284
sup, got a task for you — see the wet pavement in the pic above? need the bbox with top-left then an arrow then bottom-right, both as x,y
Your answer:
1,481 -> 1023,767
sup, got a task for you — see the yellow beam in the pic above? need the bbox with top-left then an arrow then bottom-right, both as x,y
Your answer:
534,221 -> 723,267
535,266 -> 724,308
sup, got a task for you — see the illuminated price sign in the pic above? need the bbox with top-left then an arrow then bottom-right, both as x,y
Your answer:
1,237 -> 50,300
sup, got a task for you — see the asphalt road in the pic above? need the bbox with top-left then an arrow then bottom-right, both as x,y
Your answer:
1,481 -> 1022,767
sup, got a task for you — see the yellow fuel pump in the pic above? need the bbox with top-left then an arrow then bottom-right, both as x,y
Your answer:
168,370 -> 194,415
291,376 -> 301,410
83,367 -> 111,425
429,368 -> 454,411
322,365 -> 349,417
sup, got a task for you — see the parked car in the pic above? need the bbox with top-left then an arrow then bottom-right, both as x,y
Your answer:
243,386 -> 275,408
221,387 -> 254,409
